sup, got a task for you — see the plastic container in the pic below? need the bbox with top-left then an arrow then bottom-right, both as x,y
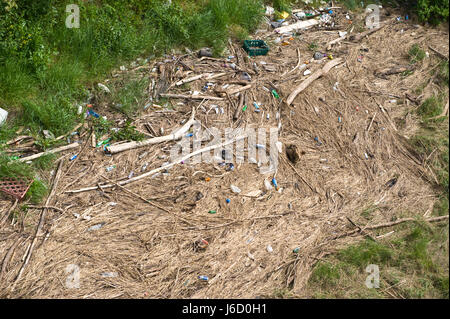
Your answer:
243,40 -> 269,57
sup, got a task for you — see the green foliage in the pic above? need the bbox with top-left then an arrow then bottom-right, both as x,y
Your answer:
338,240 -> 393,269
417,0 -> 449,25
92,116 -> 113,139
308,221 -> 449,298
437,61 -> 449,85
21,97 -> 80,137
410,126 -> 448,192
112,78 -> 149,116
308,41 -> 318,51
25,179 -> 48,204
409,44 -> 426,64
111,121 -> 145,142
268,0 -> 293,12
0,154 -> 34,179
417,96 -> 443,118
32,153 -> 56,170
310,262 -> 341,287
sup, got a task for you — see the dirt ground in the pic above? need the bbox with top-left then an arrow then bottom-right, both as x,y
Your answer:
0,8 -> 448,298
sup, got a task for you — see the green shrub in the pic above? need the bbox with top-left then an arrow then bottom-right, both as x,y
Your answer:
417,0 -> 449,25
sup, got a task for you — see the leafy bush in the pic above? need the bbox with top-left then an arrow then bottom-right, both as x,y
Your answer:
417,0 -> 449,25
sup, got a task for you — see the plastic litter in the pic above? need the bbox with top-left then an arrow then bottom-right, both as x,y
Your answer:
241,72 -> 251,81
293,247 -> 300,254
304,70 -> 312,76
198,276 -> 208,281
226,163 -> 235,171
100,272 -> 118,278
88,222 -> 105,231
266,245 -> 273,253
271,178 -> 278,190
243,40 -> 269,56
208,210 -> 217,214
264,179 -> 272,190
265,6 -> 275,16
97,83 -> 111,93
198,48 -> 213,58
271,90 -> 280,99
230,185 -> 241,193
88,109 -> 100,118
105,165 -> 116,172
226,198 -> 230,204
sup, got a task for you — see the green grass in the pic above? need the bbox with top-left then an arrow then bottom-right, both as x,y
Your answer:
417,96 -> 444,118
307,221 -> 449,299
0,0 -> 272,205
437,61 -> 449,85
32,153 -> 56,171
409,44 -> 427,64
111,78 -> 149,117
308,41 -> 318,51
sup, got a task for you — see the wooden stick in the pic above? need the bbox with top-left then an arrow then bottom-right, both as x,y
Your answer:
281,156 -> 316,193
175,72 -> 227,86
226,84 -> 252,96
159,93 -> 224,101
348,24 -> 386,42
62,130 -> 92,178
428,45 -> 449,61
100,175 -> 195,227
377,103 -> 398,131
0,237 -> 23,281
346,217 -> 377,241
6,136 -> 33,146
26,205 -> 65,213
286,58 -> 343,105
332,215 -> 449,240
106,108 -> 195,154
18,142 -> 80,162
326,35 -> 347,51
12,160 -> 64,290
367,112 -> 377,132
67,134 -> 248,194
429,99 -> 449,119
0,199 -> 18,227
282,48 -> 301,77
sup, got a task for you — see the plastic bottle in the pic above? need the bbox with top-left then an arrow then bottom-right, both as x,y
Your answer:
271,178 -> 278,189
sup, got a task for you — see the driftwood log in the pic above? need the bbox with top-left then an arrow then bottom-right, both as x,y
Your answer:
67,133 -> 248,194
286,58 -> 344,105
18,142 -> 80,162
106,108 -> 196,154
